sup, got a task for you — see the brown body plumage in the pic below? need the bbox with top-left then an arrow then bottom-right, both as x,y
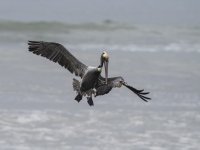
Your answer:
28,41 -> 151,106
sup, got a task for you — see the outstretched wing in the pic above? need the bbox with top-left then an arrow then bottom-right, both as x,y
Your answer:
28,41 -> 87,78
95,76 -> 123,96
95,76 -> 151,102
122,82 -> 151,102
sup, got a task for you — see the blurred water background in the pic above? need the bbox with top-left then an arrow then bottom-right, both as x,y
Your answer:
0,0 -> 200,150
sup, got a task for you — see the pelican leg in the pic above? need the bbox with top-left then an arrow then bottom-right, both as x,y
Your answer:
75,93 -> 82,102
87,97 -> 94,106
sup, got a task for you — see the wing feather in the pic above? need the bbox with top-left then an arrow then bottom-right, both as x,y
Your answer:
96,76 -> 151,102
122,82 -> 151,102
95,76 -> 124,96
28,41 -> 87,78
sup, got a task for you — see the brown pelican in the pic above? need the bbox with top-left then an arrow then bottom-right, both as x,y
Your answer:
28,41 -> 151,106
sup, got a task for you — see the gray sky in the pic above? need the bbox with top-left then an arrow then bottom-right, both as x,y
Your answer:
0,0 -> 199,25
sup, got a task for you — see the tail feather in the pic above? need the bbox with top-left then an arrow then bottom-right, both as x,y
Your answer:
73,78 -> 83,102
73,78 -> 81,93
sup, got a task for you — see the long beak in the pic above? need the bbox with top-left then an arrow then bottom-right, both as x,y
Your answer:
104,61 -> 108,84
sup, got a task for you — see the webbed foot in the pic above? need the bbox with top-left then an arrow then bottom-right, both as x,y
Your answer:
87,97 -> 94,106
75,94 -> 82,102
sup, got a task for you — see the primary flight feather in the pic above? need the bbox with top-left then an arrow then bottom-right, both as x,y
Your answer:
28,41 -> 151,106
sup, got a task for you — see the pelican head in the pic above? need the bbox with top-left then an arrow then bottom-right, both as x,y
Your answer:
101,51 -> 109,84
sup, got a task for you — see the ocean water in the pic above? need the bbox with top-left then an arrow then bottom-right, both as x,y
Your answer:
0,21 -> 200,150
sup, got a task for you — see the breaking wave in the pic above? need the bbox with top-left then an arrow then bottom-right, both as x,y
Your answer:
0,20 -> 200,53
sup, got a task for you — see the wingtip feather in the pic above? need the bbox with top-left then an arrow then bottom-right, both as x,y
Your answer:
123,83 -> 151,102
